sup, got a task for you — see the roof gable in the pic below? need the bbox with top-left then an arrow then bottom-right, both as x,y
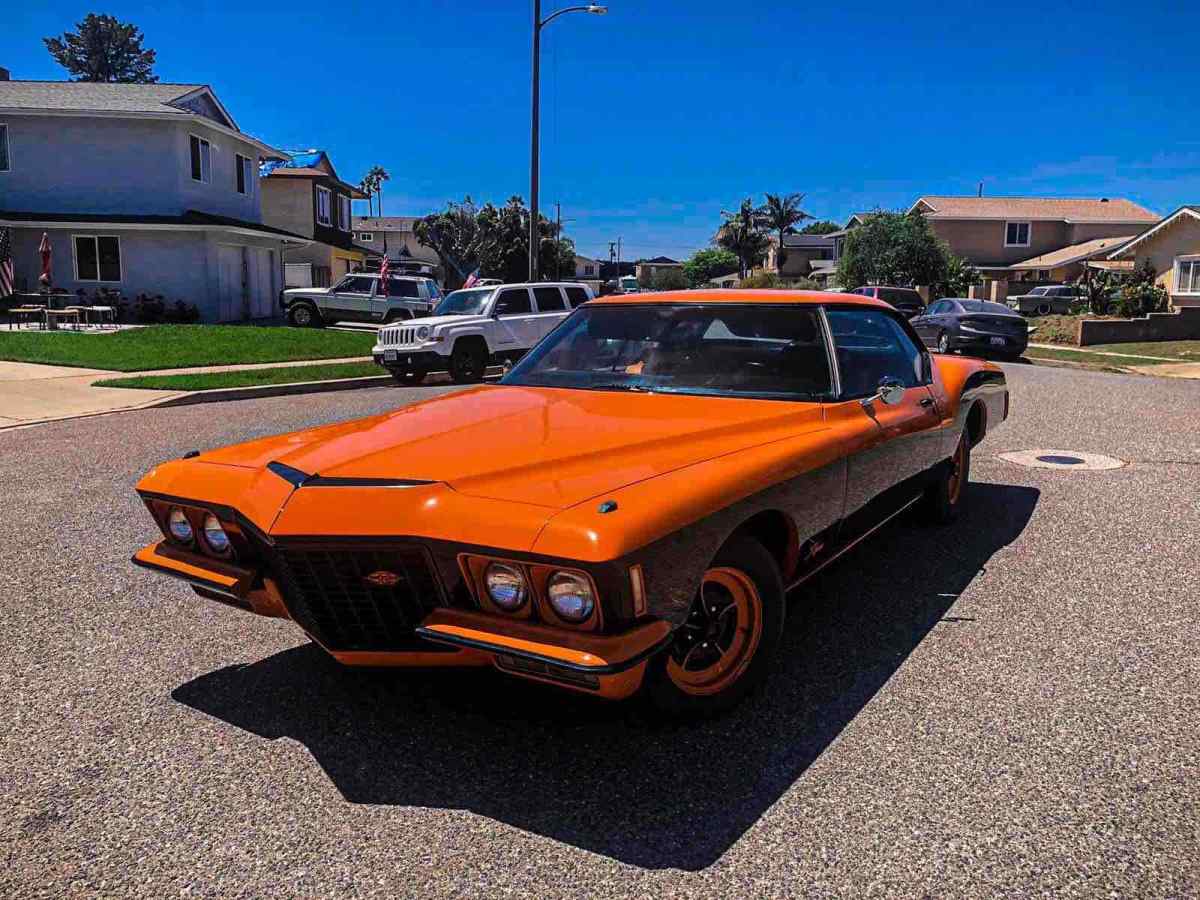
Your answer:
1108,206 -> 1200,258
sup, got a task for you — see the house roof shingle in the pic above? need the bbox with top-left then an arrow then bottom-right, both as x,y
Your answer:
781,233 -> 835,249
0,80 -> 209,115
911,196 -> 1159,223
1009,235 -> 1135,270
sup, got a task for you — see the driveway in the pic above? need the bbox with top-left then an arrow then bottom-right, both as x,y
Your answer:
0,367 -> 1196,896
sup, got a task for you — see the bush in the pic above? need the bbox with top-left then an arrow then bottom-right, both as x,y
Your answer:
739,272 -> 782,289
651,268 -> 689,291
1116,259 -> 1168,318
787,276 -> 823,291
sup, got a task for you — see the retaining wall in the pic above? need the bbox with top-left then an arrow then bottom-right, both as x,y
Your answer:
1077,307 -> 1200,345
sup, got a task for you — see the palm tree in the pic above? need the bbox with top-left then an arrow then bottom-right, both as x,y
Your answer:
716,198 -> 769,278
367,165 -> 390,217
357,177 -> 376,216
759,192 -> 811,271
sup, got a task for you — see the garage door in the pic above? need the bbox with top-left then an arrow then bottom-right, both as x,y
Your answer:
215,245 -> 242,321
246,247 -> 275,319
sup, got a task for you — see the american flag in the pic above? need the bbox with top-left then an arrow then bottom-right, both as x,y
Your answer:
0,227 -> 14,298
379,254 -> 390,283
462,267 -> 480,289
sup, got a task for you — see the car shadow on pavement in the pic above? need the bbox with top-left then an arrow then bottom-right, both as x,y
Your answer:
173,481 -> 1038,871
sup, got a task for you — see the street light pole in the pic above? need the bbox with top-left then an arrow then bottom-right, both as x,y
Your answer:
529,3 -> 607,283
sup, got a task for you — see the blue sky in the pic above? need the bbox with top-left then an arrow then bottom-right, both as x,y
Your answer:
7,0 -> 1199,260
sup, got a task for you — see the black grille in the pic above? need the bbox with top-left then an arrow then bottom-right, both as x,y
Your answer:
271,544 -> 445,652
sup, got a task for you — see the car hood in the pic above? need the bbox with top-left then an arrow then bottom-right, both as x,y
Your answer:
284,286 -> 330,296
409,313 -> 492,329
197,386 -> 827,510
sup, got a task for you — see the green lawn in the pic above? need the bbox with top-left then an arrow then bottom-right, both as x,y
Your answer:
0,325 -> 375,372
1024,346 -> 1170,367
94,361 -> 384,391
1081,340 -> 1200,360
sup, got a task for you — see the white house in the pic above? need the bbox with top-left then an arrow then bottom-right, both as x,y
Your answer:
0,77 -> 309,320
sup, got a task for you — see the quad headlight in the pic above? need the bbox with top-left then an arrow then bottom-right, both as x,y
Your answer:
485,562 -> 528,611
201,513 -> 232,556
547,571 -> 595,622
167,507 -> 194,544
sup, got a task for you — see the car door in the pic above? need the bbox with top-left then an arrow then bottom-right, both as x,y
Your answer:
531,286 -> 570,340
823,306 -> 944,520
326,275 -> 376,322
911,301 -> 935,343
491,287 -> 539,350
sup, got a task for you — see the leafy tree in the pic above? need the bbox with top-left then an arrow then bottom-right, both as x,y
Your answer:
44,14 -> 158,83
1079,270 -> 1117,315
759,193 -> 811,269
1117,258 -> 1169,318
651,268 -> 689,291
716,198 -> 770,278
682,248 -> 739,287
414,196 -> 573,288
932,253 -> 981,300
801,220 -> 841,235
836,210 -> 950,291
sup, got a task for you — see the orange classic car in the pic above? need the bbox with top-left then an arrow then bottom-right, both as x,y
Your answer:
134,290 -> 1008,714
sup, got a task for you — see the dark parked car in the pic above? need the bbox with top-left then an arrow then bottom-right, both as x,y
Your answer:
1006,284 -> 1080,316
912,298 -> 1029,360
850,285 -> 926,318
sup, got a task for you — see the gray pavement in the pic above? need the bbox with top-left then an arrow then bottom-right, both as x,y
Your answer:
1,365 -> 1197,897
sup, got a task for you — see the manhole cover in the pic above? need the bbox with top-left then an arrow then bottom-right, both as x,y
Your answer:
998,449 -> 1125,470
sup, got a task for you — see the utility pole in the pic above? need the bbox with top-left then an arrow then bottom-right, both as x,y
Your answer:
555,201 -> 562,281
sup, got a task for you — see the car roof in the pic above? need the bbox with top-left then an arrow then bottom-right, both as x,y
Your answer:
590,289 -> 891,308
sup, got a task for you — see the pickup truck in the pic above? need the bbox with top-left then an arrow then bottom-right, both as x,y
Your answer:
373,281 -> 593,384
281,273 -> 443,327
1006,285 -> 1079,316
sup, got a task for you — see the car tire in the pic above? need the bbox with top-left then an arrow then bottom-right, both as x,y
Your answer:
644,536 -> 784,718
937,330 -> 951,354
449,340 -> 487,384
288,303 -> 322,328
1035,302 -> 1052,316
921,429 -> 971,525
391,368 -> 427,386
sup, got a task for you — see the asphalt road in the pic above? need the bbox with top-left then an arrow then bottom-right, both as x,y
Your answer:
2,364 -> 1197,898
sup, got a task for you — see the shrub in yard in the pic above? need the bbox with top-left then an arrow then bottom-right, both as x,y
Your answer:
133,293 -> 166,323
1117,259 -> 1169,318
651,268 -> 689,291
739,272 -> 782,289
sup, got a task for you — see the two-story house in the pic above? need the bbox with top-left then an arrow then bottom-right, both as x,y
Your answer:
762,233 -> 836,282
260,150 -> 370,287
351,216 -> 442,282
910,196 -> 1159,294
634,256 -> 683,285
0,77 -> 309,320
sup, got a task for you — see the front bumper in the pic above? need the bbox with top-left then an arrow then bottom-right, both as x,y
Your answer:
372,349 -> 445,371
134,538 -> 668,699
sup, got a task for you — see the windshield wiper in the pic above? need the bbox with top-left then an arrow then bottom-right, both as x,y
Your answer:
588,382 -> 656,393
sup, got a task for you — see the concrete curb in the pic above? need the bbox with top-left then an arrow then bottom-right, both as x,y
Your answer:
151,374 -> 395,407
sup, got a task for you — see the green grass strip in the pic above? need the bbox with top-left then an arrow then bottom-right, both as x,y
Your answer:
95,361 -> 383,391
1024,347 -> 1168,367
0,325 -> 375,371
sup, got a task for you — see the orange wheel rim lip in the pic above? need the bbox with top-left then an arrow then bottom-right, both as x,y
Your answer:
666,567 -> 763,697
948,435 -> 966,505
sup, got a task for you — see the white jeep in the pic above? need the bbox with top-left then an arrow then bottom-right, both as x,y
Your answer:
282,273 -> 443,327
372,281 -> 593,384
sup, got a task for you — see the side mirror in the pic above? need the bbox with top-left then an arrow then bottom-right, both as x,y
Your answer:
862,376 -> 906,408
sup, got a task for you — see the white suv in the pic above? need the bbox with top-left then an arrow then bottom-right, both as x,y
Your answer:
373,281 -> 593,384
282,273 -> 443,327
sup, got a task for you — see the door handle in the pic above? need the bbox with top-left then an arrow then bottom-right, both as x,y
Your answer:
919,397 -> 935,407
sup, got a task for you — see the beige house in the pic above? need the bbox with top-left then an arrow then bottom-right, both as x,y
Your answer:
260,150 -> 369,287
1106,205 -> 1200,308
1007,235 -> 1135,283
635,256 -> 683,284
351,216 -> 442,281
762,233 -> 836,281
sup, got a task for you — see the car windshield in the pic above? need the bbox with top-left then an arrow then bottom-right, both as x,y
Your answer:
1029,287 -> 1049,295
502,304 -> 833,400
437,288 -> 494,316
958,300 -> 1014,314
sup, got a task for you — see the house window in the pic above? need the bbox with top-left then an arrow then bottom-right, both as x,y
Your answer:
357,232 -> 374,242
73,235 -> 122,282
235,153 -> 254,196
0,123 -> 9,172
189,135 -> 211,183
337,194 -> 351,232
1176,257 -> 1200,295
316,186 -> 332,226
1005,222 -> 1031,247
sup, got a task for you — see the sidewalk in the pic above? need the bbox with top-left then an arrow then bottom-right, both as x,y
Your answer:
0,355 -> 373,430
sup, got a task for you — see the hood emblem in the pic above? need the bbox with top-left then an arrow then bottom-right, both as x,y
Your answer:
364,570 -> 402,588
